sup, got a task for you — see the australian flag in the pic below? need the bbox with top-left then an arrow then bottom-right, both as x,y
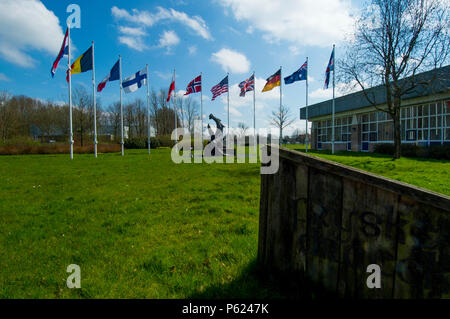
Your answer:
51,28 -> 69,77
185,75 -> 202,95
324,47 -> 334,89
284,61 -> 307,85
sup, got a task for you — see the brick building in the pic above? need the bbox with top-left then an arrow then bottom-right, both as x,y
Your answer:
300,66 -> 450,152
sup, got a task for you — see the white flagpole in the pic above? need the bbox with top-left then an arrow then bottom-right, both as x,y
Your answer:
174,69 -> 177,133
332,44 -> 336,154
306,57 -> 309,153
92,41 -> 97,158
119,55 -> 124,156
68,26 -> 73,160
280,67 -> 283,145
227,72 -> 230,137
146,64 -> 151,155
253,71 -> 257,153
201,72 -> 203,147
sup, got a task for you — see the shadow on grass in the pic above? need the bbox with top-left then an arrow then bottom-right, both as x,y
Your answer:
189,259 -> 337,299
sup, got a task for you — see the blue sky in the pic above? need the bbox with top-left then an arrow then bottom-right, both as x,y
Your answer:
0,0 -> 360,134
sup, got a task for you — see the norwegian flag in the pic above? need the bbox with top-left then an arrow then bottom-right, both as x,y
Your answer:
324,47 -> 335,89
184,75 -> 202,96
239,73 -> 255,97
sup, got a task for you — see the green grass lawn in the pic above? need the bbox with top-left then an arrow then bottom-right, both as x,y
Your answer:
286,145 -> 450,196
0,146 -> 448,299
0,149 -> 281,299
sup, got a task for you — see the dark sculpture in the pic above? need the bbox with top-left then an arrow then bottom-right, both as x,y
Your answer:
207,113 -> 231,156
209,114 -> 225,133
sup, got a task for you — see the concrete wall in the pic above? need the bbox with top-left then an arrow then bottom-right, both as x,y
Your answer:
258,146 -> 450,298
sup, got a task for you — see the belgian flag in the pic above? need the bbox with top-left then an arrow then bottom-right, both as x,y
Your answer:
66,46 -> 93,82
262,69 -> 281,92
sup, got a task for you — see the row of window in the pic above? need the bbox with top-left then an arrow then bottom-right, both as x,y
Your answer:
315,101 -> 450,143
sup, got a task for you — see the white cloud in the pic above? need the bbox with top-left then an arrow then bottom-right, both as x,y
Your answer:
0,73 -> 10,82
309,80 -> 365,101
111,6 -> 212,48
118,36 -> 146,51
154,71 -> 172,80
211,48 -> 251,74
118,26 -> 146,37
219,0 -> 355,47
226,105 -> 242,117
0,0 -> 65,67
188,45 -> 197,55
158,30 -> 180,51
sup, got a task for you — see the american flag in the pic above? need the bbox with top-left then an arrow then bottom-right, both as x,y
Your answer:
211,75 -> 228,101
184,75 -> 202,95
239,73 -> 255,97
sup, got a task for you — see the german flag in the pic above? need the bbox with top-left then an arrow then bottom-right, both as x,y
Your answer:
66,46 -> 93,82
262,69 -> 281,92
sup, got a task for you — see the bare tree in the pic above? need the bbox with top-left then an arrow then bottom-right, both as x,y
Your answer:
340,0 -> 449,158
237,122 -> 249,137
184,97 -> 199,134
72,86 -> 92,146
107,102 -> 121,142
270,104 -> 295,143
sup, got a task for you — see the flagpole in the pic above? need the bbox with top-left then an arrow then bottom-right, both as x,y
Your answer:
146,64 -> 151,155
174,69 -> 177,133
201,72 -> 203,148
92,41 -> 97,158
227,72 -> 230,137
332,44 -> 335,155
68,26 -> 73,160
253,71 -> 256,153
119,55 -> 124,156
280,66 -> 282,145
305,57 -> 309,153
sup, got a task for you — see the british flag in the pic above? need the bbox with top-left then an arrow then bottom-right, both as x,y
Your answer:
184,75 -> 202,95
239,73 -> 255,97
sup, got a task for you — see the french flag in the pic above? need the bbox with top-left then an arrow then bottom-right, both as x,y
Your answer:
97,59 -> 120,92
51,28 -> 69,78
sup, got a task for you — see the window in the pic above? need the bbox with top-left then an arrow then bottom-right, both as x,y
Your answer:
316,116 -> 352,143
361,112 -> 377,142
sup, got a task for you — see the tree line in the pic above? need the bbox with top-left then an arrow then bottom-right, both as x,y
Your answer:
0,87 -> 200,145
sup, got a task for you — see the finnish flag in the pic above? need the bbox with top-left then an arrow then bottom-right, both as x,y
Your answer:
122,68 -> 147,94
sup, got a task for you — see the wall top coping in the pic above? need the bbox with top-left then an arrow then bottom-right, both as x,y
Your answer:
272,146 -> 450,211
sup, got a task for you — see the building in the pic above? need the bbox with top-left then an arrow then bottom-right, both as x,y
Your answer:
300,66 -> 450,152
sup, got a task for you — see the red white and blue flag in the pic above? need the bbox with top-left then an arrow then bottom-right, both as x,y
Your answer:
324,47 -> 334,89
51,28 -> 69,77
239,74 -> 255,97
211,75 -> 228,101
184,75 -> 202,96
97,59 -> 120,92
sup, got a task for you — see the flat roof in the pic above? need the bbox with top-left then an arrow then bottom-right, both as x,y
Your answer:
300,65 -> 450,120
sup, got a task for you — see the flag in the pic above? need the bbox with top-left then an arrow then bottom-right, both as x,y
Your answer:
184,75 -> 202,96
239,74 -> 255,97
211,75 -> 228,101
262,69 -> 281,92
167,80 -> 175,102
66,46 -> 93,82
324,47 -> 334,89
284,61 -> 307,85
51,28 -> 69,77
122,68 -> 147,93
97,59 -> 120,92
